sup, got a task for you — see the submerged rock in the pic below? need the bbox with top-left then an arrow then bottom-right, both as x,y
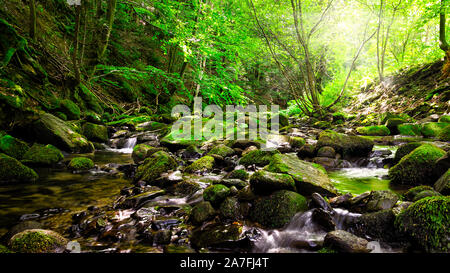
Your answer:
324,230 -> 369,253
389,143 -> 445,185
250,190 -> 308,228
395,196 -> 450,253
266,153 -> 337,197
0,153 -> 38,183
317,130 -> 374,158
9,229 -> 68,253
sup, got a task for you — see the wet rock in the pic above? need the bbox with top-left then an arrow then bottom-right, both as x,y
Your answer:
316,130 -> 374,158
28,113 -> 94,153
289,136 -> 306,149
313,157 -> 338,170
392,201 -> 413,216
348,210 -> 400,243
207,144 -> 235,157
239,149 -> 279,167
132,207 -> 157,222
182,145 -> 202,159
120,188 -> 165,209
348,191 -> 399,213
312,208 -> 336,232
226,169 -> 249,181
203,184 -> 230,206
174,180 -> 201,196
249,170 -> 296,195
266,153 -> 338,197
297,143 -> 316,158
250,190 -> 308,228
185,156 -> 215,173
153,230 -> 172,245
215,178 -> 247,189
190,223 -> 243,249
231,140 -> 261,150
237,185 -> 257,201
189,201 -> 216,225
389,143 -> 445,185
395,196 -> 450,252
317,146 -> 336,158
0,153 -> 38,183
434,170 -> 450,195
323,230 -> 369,253
242,145 -> 258,156
9,229 -> 68,253
219,197 -> 241,220
310,192 -> 333,212
135,151 -> 177,183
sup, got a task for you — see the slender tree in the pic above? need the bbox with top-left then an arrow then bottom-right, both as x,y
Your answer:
98,0 -> 117,62
439,0 -> 450,77
29,0 -> 37,41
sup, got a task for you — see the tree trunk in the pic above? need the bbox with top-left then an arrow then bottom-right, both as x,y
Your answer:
440,0 -> 450,78
98,0 -> 117,62
29,0 -> 37,41
376,0 -> 384,82
72,4 -> 82,84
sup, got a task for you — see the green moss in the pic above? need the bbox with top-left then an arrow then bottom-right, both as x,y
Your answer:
132,144 -> 153,164
313,121 -> 332,129
395,196 -> 450,252
68,157 -> 94,170
239,149 -> 280,167
135,151 -> 177,182
227,169 -> 249,180
107,116 -> 152,127
219,197 -> 241,220
289,136 -> 306,149
54,112 -> 68,121
203,184 -> 230,206
250,190 -> 308,228
0,244 -> 12,253
82,122 -> 108,143
207,144 -> 234,157
394,142 -> 423,163
250,170 -> 296,194
356,125 -> 391,136
437,124 -> 450,141
0,135 -> 29,160
59,99 -> 81,120
318,247 -> 338,254
190,223 -> 242,249
398,123 -> 422,136
404,185 -> 434,201
76,83 -> 103,114
9,229 -> 67,253
0,153 -> 38,183
317,130 -> 374,157
438,115 -> 450,123
22,144 -> 64,166
185,156 -> 215,173
421,122 -> 448,138
389,144 -> 446,185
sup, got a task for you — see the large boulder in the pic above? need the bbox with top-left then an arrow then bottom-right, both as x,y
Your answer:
135,151 -> 177,183
317,130 -> 374,158
348,210 -> 401,243
265,153 -> 338,197
21,144 -> 64,166
0,153 -> 38,183
131,144 -> 166,164
29,113 -> 94,153
323,230 -> 370,253
250,190 -> 308,228
397,123 -> 421,136
82,122 -> 108,143
395,196 -> 450,253
421,122 -> 448,138
9,229 -> 68,253
389,144 -> 446,185
356,125 -> 390,136
393,142 -> 423,164
249,170 -> 296,195
0,134 -> 29,160
348,190 -> 399,213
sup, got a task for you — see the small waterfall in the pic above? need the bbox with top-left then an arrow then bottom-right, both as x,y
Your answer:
107,137 -> 137,154
253,209 -> 361,253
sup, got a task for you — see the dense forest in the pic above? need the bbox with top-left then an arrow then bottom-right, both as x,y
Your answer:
0,0 -> 448,255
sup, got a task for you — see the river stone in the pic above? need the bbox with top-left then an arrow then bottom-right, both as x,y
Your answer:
412,190 -> 441,202
135,151 -> 177,183
215,178 -> 247,189
29,113 -> 94,153
203,184 -> 230,206
395,196 -> 450,253
266,153 -> 338,197
2,221 -> 43,241
389,143 -> 446,185
311,193 -> 333,212
239,149 -> 280,167
0,153 -> 38,183
0,134 -> 29,160
249,170 -> 296,195
185,156 -> 215,173
21,143 -> 64,166
317,146 -> 336,158
174,180 -> 201,196
323,230 -> 370,253
434,170 -> 450,195
190,223 -> 243,249
82,122 -> 108,143
120,188 -> 165,209
190,201 -> 216,225
250,190 -> 308,228
313,157 -> 338,170
207,144 -> 234,157
393,142 -> 423,164
312,208 -> 336,232
231,140 -> 262,150
348,190 -> 399,213
219,197 -> 241,220
317,130 -> 374,158
348,210 -> 400,243
9,229 -> 68,253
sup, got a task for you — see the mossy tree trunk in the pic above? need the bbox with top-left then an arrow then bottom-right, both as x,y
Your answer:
72,4 -> 82,84
29,0 -> 37,41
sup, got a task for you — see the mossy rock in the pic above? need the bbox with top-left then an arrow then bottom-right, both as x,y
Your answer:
0,134 -> 29,160
22,144 -> 64,166
59,99 -> 81,120
190,223 -> 242,249
389,144 -> 446,186
189,201 -> 216,225
265,153 -> 337,197
404,185 -> 434,201
68,157 -> 94,171
131,144 -> 166,164
393,142 -> 423,163
412,190 -> 441,202
76,84 -> 103,114
82,122 -> 108,143
219,197 -> 241,220
421,122 -> 448,138
250,190 -> 308,228
317,130 -> 374,158
434,170 -> 450,195
289,136 -> 306,149
437,124 -> 450,141
313,121 -> 332,129
395,196 -> 450,253
30,113 -> 94,153
207,144 -> 234,157
249,170 -> 296,195
438,115 -> 450,123
0,244 -> 12,253
356,125 -> 390,136
239,149 -> 280,167
135,151 -> 177,183
226,169 -> 249,180
0,153 -> 38,183
185,156 -> 215,173
203,184 -> 230,206
9,229 -> 68,253
398,123 -> 422,136
107,116 -> 153,127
